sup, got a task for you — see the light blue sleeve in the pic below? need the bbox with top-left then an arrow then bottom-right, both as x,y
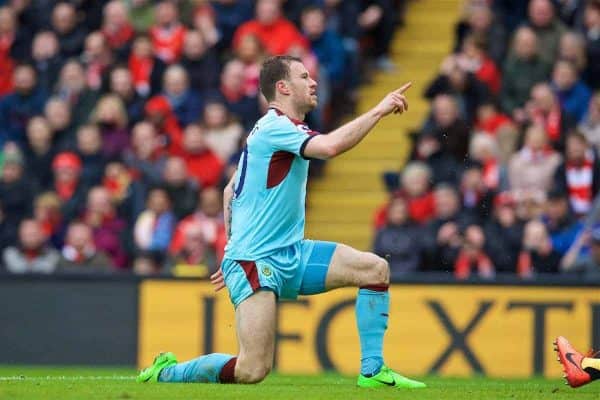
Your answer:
266,119 -> 318,157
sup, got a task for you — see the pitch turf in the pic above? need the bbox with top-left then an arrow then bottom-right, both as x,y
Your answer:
0,366 -> 597,400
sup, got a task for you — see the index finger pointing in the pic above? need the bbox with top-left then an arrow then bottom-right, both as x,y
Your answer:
395,82 -> 412,94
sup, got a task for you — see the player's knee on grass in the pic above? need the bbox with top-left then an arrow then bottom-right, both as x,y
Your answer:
236,358 -> 272,384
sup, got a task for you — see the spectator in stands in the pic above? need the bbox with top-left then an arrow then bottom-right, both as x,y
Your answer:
579,92 -> 600,150
2,219 -> 59,274
553,132 -> 600,217
427,94 -> 471,163
203,100 -> 244,163
484,192 -> 524,274
149,0 -> 187,64
102,160 -> 135,218
134,186 -> 176,258
518,219 -> 561,276
459,161 -> 494,223
23,116 -> 56,191
180,30 -> 220,93
167,220 -> 214,277
412,131 -> 459,185
128,34 -> 167,97
177,123 -> 224,188
501,26 -> 551,118
162,65 -> 203,127
454,224 -> 494,280
524,83 -> 576,150
82,186 -> 128,269
474,100 -> 515,138
192,2 -> 220,49
454,3 -> 506,65
44,97 -> 75,149
162,156 -> 199,220
90,94 -> 130,159
550,59 -> 592,123
422,184 -> 474,271
33,192 -> 64,249
126,0 -> 154,32
398,161 -> 435,224
457,34 -> 501,95
508,124 -> 562,199
0,200 -> 17,253
375,161 -> 435,228
170,186 -> 224,263
101,0 -> 134,62
54,60 -> 99,129
583,0 -> 600,90
75,124 -> 107,187
29,31 -> 63,95
469,134 -> 507,191
373,195 -> 423,278
526,0 -> 567,63
0,146 -> 33,227
124,121 -> 167,187
542,189 -> 583,255
81,31 -> 113,91
144,95 -> 184,151
233,0 -> 307,56
301,6 -> 345,91
109,67 -> 145,128
57,221 -> 114,273
52,2 -> 87,59
357,0 -> 396,71
0,64 -> 46,148
235,34 -> 265,97
209,0 -> 253,50
561,225 -> 600,279
425,54 -> 489,124
217,58 -> 261,131
558,31 -> 587,74
0,8 -> 14,95
52,152 -> 89,222
0,5 -> 29,62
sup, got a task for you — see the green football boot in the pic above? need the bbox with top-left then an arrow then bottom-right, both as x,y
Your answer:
136,352 -> 178,383
357,365 -> 426,389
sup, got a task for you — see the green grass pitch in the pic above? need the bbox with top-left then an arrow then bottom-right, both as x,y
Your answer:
0,366 -> 597,400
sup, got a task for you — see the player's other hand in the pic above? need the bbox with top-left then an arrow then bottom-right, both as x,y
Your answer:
210,267 -> 226,291
375,82 -> 412,117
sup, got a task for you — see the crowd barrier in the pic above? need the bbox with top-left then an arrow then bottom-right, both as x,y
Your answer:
1,274 -> 599,378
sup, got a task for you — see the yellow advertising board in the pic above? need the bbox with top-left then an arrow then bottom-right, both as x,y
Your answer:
138,281 -> 600,377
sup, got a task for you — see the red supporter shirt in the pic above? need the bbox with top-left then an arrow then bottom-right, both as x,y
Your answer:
0,33 -> 14,95
177,150 -> 224,188
149,23 -> 187,63
475,57 -> 501,95
232,17 -> 308,56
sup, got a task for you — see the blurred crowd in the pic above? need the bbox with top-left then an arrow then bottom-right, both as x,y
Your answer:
373,0 -> 600,281
0,0 -> 405,276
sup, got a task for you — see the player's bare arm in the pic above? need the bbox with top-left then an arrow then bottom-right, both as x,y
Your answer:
303,82 -> 412,160
210,172 -> 236,292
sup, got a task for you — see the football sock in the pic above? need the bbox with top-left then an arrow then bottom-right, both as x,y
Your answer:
159,353 -> 237,383
356,285 -> 389,377
582,357 -> 600,380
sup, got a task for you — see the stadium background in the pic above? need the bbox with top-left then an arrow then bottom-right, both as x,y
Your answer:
1,0 -> 600,380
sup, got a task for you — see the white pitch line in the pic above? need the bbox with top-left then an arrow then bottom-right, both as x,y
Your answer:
0,376 -> 136,381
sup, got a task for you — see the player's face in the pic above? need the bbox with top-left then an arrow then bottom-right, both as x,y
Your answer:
287,61 -> 318,113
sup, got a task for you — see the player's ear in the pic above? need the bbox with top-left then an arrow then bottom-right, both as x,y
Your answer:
276,80 -> 290,96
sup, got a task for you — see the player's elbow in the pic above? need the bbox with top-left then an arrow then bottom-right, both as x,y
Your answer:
321,144 -> 338,159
